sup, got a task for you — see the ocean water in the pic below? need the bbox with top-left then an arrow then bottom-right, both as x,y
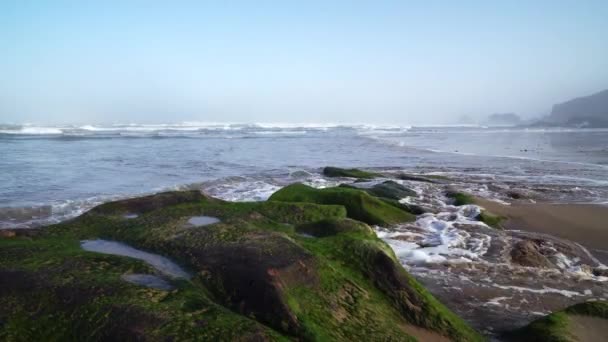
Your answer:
1,123 -> 608,228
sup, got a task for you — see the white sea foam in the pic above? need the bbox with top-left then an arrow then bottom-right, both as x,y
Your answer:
0,126 -> 64,135
204,180 -> 282,202
489,284 -> 584,298
376,204 -> 492,266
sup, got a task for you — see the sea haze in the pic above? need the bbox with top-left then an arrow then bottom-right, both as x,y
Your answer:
1,123 -> 607,228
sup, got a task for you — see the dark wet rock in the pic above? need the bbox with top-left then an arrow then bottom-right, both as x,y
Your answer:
510,240 -> 553,268
367,180 -> 417,200
396,173 -> 440,183
593,268 -> 608,277
193,231 -> 315,336
90,190 -> 207,216
506,191 -> 526,200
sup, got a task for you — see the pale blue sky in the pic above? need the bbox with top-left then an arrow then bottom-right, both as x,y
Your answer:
2,1 -> 607,124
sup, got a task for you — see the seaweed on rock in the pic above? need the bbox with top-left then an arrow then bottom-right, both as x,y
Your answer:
1,188 -> 483,341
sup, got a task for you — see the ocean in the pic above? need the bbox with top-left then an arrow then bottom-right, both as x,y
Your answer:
1,123 -> 608,228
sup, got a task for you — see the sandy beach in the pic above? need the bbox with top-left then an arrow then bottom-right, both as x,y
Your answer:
477,198 -> 608,263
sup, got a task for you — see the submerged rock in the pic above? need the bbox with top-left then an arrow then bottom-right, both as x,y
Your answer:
510,240 -> 554,268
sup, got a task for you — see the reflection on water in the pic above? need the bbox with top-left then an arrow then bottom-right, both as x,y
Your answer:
81,239 -> 190,279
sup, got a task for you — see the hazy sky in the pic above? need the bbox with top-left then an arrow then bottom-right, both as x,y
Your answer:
2,1 -> 608,125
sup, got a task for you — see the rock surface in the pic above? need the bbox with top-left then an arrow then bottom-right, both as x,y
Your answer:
0,187 -> 481,341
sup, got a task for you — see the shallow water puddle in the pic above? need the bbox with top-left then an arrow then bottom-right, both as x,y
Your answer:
187,215 -> 220,227
123,213 -> 138,219
81,239 -> 190,279
121,274 -> 174,291
297,232 -> 316,238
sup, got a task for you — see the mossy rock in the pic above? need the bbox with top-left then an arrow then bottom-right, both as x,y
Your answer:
323,166 -> 381,179
396,173 -> 449,183
339,182 -> 425,214
341,181 -> 416,200
269,183 -> 416,225
446,191 -> 476,206
1,189 -> 482,341
507,301 -> 608,342
296,218 -> 375,238
477,210 -> 503,228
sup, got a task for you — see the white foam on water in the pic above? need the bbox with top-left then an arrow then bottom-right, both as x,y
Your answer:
376,204 -> 492,266
204,180 -> 282,202
489,284 -> 584,298
484,296 -> 511,307
0,126 -> 63,135
81,240 -> 190,279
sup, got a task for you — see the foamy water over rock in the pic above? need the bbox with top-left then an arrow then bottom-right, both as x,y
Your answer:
373,178 -> 608,334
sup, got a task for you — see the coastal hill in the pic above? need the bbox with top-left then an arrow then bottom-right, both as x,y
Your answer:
542,89 -> 608,127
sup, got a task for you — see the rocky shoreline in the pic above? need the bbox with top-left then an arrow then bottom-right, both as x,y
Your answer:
1,167 -> 606,341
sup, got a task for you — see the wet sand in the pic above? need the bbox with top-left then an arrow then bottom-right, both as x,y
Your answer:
477,199 -> 608,263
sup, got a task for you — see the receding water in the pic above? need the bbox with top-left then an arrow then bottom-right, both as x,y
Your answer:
81,239 -> 190,279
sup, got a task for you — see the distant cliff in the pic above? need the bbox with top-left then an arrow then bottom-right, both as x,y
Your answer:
545,89 -> 608,127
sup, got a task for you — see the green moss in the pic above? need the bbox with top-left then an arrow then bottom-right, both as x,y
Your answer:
341,181 -> 417,200
477,210 -> 503,228
292,228 -> 484,342
514,311 -> 571,342
323,166 -> 381,179
269,183 -> 415,225
296,218 -> 375,238
564,301 -> 608,318
508,301 -> 608,342
1,188 -> 482,341
0,236 -> 281,342
446,192 -> 476,206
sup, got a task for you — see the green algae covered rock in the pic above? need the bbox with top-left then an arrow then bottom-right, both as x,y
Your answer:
446,191 -> 476,206
1,189 -> 483,341
340,180 -> 417,201
269,183 -> 416,225
507,301 -> 608,342
322,166 -> 381,179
